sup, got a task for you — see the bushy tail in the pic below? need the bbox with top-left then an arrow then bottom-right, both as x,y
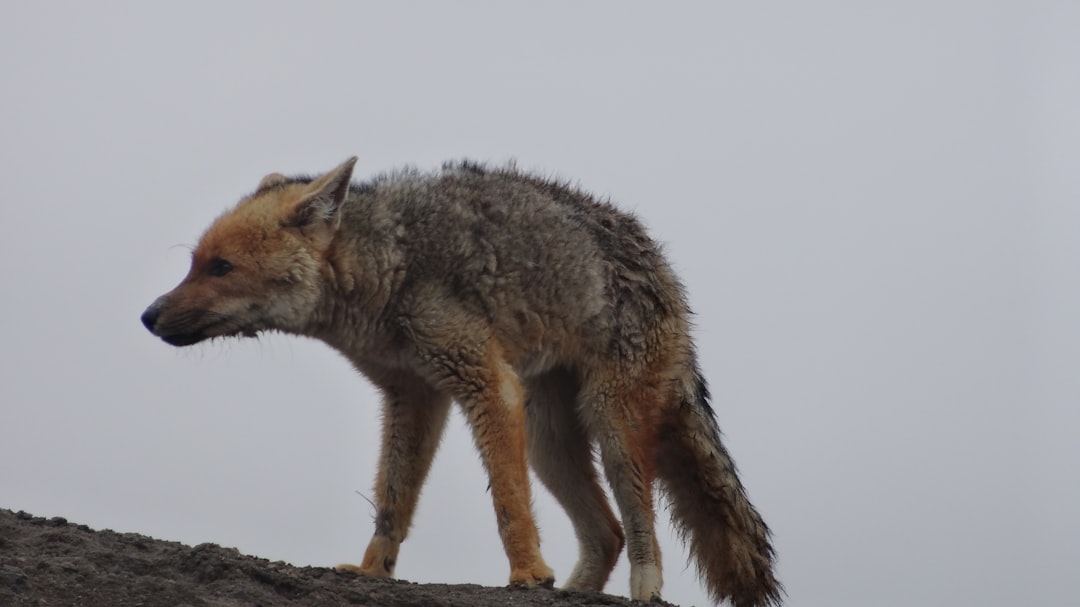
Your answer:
656,363 -> 783,607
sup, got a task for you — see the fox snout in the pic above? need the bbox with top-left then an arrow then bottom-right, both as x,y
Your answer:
141,296 -> 196,346
141,298 -> 164,334
140,294 -> 216,347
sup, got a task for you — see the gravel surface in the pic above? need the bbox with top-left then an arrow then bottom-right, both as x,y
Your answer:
0,508 -> 674,607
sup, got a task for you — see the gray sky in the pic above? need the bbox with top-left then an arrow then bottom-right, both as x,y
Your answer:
2,3 -> 1077,606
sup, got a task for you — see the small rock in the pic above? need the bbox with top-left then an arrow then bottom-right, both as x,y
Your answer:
0,565 -> 27,587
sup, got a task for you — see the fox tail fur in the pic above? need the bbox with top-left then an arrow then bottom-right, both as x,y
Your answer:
656,361 -> 783,607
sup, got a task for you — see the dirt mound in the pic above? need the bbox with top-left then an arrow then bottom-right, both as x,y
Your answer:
0,508 -> 657,607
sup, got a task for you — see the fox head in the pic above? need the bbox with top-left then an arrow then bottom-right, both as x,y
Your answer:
141,157 -> 357,346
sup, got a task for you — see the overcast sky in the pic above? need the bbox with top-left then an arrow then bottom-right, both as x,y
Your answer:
2,3 -> 1077,606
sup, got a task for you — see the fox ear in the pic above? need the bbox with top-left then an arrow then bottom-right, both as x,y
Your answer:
258,172 -> 288,190
283,156 -> 358,229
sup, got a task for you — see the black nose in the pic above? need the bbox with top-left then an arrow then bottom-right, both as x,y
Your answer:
141,302 -> 162,332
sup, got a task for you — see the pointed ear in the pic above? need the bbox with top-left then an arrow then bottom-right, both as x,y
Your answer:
257,172 -> 288,190
282,156 -> 358,229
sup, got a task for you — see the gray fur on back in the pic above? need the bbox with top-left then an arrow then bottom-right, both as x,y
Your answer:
315,161 -> 689,375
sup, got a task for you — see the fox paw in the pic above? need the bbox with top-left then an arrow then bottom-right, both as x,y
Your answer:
336,562 -> 393,578
629,562 -> 663,601
508,565 -> 555,590
339,535 -> 399,578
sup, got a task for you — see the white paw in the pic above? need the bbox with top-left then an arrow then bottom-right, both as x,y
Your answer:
630,562 -> 662,601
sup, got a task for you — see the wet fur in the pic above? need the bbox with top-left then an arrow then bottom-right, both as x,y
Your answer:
142,158 -> 782,605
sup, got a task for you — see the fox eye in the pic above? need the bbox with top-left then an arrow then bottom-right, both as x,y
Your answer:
208,257 -> 234,277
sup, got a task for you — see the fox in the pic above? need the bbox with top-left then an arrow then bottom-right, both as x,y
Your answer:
141,157 -> 782,606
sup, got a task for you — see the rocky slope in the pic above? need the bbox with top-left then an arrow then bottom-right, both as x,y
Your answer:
0,508 -> 669,607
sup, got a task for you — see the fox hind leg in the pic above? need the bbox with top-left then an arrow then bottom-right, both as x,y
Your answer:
579,373 -> 664,601
524,368 -> 624,592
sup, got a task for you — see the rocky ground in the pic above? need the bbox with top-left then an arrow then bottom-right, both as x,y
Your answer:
0,508 -> 671,607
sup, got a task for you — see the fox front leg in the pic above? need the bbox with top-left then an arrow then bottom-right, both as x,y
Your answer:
338,372 -> 451,578
420,337 -> 555,589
